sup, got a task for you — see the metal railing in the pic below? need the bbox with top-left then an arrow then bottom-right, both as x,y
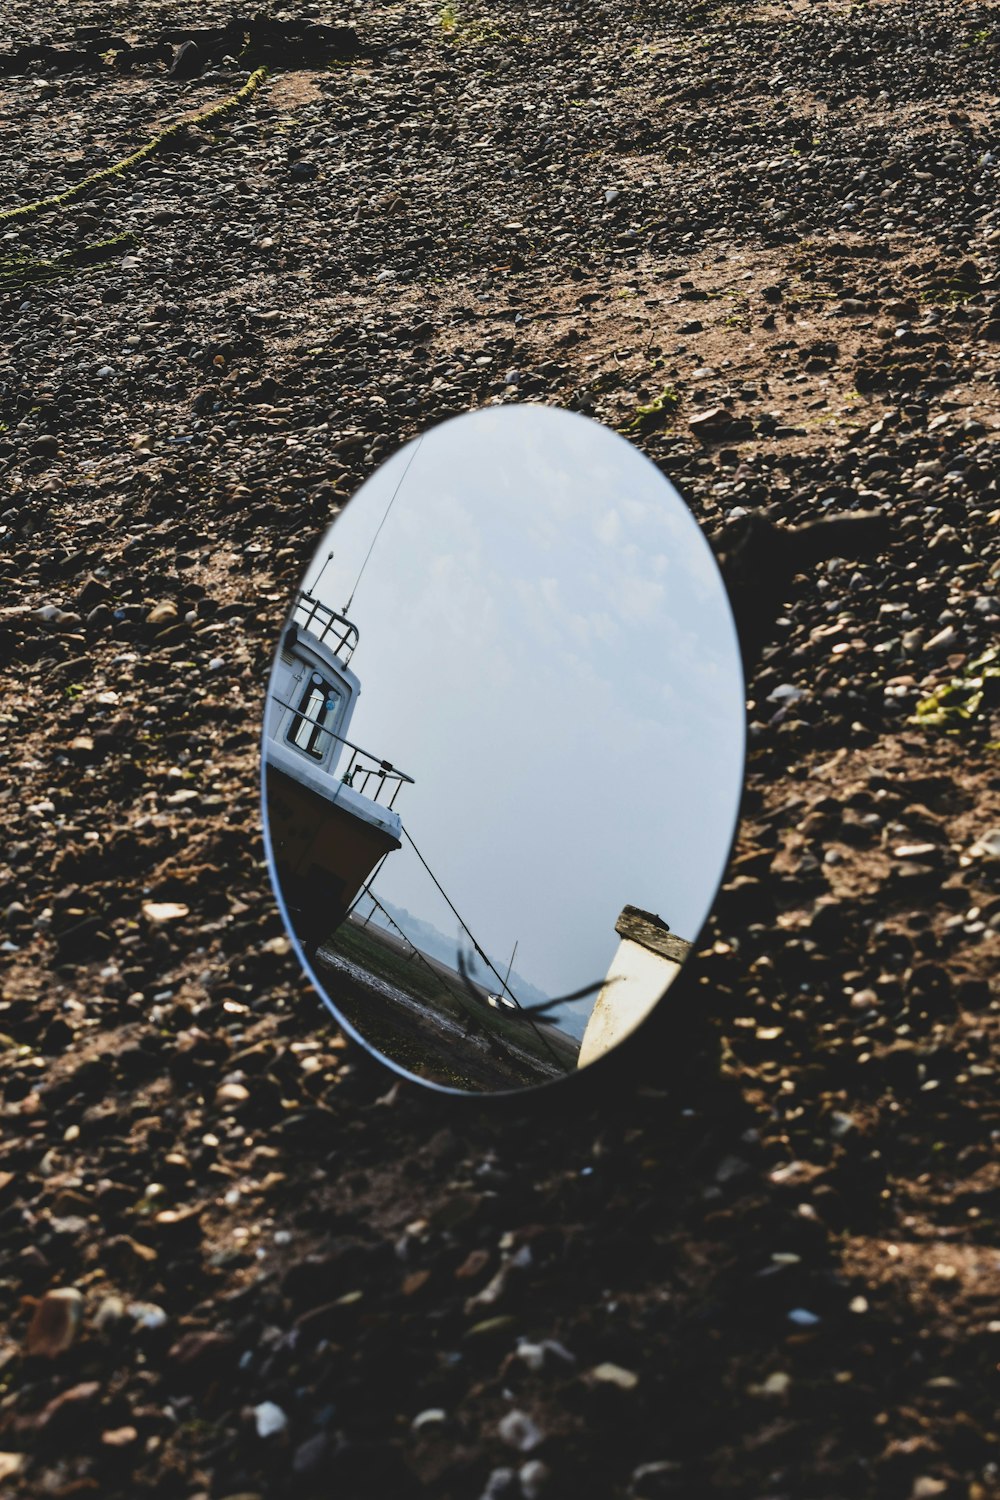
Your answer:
291,592 -> 359,664
269,693 -> 414,810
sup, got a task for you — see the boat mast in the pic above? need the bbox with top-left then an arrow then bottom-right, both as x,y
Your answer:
501,940 -> 518,995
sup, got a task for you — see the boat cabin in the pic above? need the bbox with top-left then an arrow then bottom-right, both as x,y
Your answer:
264,591 -> 414,955
269,593 -> 362,783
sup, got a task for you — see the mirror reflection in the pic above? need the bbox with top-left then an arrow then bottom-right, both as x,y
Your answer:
262,406 -> 745,1093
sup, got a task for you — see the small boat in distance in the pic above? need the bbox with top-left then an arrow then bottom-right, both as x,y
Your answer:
264,590 -> 414,957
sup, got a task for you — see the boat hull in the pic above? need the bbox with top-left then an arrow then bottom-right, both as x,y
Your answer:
265,762 -> 402,954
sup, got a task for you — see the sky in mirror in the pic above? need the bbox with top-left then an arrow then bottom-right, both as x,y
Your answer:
295,405 -> 744,1000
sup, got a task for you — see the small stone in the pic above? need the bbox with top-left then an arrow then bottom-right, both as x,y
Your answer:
101,1426 -> 139,1449
787,1308 -> 820,1327
497,1408 -> 544,1452
455,1248 -> 490,1279
969,829 -> 1000,861
142,901 -> 190,924
910,1480 -> 947,1500
146,601 -> 178,626
514,1338 -> 575,1371
168,1330 -> 236,1383
748,1371 -> 791,1397
217,1082 -> 250,1106
26,1287 -> 84,1357
515,1340 -> 546,1371
292,1434 -> 328,1476
253,1401 -> 288,1439
923,624 -> 958,652
0,1455 -> 25,1483
519,1459 -> 551,1499
170,40 -> 203,79
128,1301 -> 168,1330
631,1461 -> 683,1497
34,1381 -> 101,1434
411,1408 -> 447,1433
768,683 -> 808,704
588,1361 -> 639,1390
94,1295 -> 126,1334
480,1469 -> 519,1500
689,406 -> 730,433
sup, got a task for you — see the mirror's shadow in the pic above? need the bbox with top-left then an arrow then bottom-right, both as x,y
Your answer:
263,406 -> 745,1094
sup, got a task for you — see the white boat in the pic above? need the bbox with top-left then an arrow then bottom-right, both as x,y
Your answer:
264,591 -> 413,956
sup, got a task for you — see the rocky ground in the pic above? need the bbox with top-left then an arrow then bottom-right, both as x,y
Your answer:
1,0 -> 999,1496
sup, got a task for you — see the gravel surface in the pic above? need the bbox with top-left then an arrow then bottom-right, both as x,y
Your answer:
1,2 -> 998,1497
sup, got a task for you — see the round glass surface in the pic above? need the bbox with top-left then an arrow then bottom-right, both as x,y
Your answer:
262,405 -> 745,1095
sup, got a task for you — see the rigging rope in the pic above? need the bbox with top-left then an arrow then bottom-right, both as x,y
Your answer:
353,880 -> 482,1027
342,432 -> 424,616
400,826 -> 565,1071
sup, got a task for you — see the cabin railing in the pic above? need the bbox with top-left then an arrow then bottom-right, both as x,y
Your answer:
269,693 -> 414,810
291,592 -> 359,664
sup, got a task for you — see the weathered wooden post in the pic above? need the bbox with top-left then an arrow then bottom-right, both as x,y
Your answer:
577,906 -> 692,1069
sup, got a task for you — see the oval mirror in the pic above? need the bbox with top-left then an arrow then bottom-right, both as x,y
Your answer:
262,406 -> 745,1096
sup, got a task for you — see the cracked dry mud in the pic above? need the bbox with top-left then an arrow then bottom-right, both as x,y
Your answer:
0,2 -> 998,1497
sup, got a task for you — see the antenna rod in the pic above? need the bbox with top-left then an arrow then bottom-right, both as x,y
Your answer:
309,549 -> 335,595
502,940 -> 518,994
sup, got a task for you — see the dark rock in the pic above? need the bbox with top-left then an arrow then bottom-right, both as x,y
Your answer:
169,40 -> 203,79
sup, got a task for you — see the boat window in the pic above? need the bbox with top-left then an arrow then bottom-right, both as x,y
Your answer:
287,672 -> 342,760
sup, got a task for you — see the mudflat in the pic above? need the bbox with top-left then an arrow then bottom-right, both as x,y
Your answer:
0,3 -> 998,1497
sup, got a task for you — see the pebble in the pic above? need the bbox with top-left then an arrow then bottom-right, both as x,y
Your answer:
497,1409 -> 544,1452
520,1459 -> 551,1499
924,625 -> 959,652
0,8 -> 997,1496
94,1295 -> 126,1333
101,1425 -> 139,1449
217,1081 -> 251,1106
142,901 -> 190,924
748,1371 -> 791,1398
515,1338 -> 575,1371
588,1361 -> 640,1389
252,1401 -> 288,1438
969,829 -> 1000,861
411,1407 -> 447,1432
128,1301 -> 169,1331
480,1469 -> 519,1500
26,1287 -> 84,1357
